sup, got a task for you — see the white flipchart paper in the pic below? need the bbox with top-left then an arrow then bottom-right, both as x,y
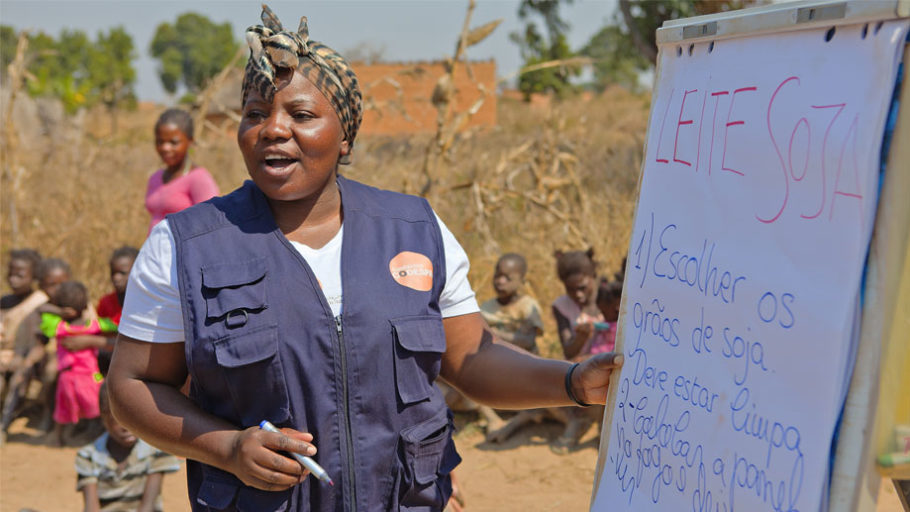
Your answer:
592,20 -> 909,512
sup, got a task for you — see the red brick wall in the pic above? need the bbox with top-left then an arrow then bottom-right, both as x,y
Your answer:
353,60 -> 497,135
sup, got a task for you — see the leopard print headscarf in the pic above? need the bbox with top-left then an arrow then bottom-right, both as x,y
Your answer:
242,5 -> 362,164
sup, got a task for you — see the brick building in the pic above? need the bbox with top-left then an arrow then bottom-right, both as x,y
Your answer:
203,60 -> 497,136
354,59 -> 497,135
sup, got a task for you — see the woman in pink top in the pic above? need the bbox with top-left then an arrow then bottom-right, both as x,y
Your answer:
145,109 -> 219,232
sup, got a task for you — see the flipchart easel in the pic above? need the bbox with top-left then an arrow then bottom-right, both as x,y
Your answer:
590,1 -> 910,511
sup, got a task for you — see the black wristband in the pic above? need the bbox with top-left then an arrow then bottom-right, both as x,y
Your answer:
565,362 -> 591,407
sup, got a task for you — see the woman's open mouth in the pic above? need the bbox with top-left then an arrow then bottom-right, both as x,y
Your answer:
262,153 -> 300,174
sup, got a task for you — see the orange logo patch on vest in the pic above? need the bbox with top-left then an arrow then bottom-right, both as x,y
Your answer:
389,251 -> 433,292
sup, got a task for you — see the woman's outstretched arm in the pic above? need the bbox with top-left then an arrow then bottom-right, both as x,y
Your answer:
440,312 -> 622,409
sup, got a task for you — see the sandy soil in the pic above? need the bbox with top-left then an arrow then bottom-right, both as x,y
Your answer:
1,413 -> 905,512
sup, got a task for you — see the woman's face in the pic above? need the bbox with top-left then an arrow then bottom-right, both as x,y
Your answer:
237,70 -> 350,203
155,123 -> 192,172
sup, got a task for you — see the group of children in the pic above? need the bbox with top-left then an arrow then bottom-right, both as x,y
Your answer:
0,107 -> 213,510
1,247 -> 180,510
473,249 -> 625,454
0,244 -> 622,508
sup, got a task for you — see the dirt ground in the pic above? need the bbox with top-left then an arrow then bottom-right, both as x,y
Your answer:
1,412 -> 906,512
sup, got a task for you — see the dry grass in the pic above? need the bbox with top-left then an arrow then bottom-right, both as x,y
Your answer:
0,87 -> 650,355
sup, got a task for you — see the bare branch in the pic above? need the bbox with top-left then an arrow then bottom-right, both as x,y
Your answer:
619,0 -> 657,64
498,57 -> 594,85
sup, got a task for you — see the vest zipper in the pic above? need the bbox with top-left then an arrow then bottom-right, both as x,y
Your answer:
334,314 -> 357,510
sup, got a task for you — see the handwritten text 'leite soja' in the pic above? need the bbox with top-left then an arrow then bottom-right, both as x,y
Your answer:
649,76 -> 868,226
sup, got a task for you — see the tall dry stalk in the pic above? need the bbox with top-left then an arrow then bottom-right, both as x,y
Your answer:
1,32 -> 30,247
419,0 -> 502,196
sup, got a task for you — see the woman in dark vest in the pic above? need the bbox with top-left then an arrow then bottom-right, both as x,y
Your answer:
107,6 -> 622,512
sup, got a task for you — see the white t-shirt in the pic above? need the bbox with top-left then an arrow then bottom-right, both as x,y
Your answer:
119,214 -> 479,343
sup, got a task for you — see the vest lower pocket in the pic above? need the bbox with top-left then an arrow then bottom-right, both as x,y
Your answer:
213,326 -> 290,427
396,407 -> 462,510
196,466 -> 241,510
391,316 -> 446,405
196,464 -> 293,511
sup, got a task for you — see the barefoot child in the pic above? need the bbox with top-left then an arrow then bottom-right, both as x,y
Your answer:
445,253 -> 542,441
549,249 -> 611,453
95,247 -> 138,375
40,281 -> 115,445
76,382 -> 180,512
478,253 -> 549,443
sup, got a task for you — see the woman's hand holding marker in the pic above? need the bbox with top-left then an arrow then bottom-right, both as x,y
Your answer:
228,423 -> 317,491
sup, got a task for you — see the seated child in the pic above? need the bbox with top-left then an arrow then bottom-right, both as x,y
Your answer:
1,254 -> 66,435
95,246 -> 138,375
488,250 -> 608,451
551,249 -> 611,361
76,382 -> 180,512
444,254 -> 545,438
40,281 -> 115,445
480,253 -> 544,353
1,249 -> 45,397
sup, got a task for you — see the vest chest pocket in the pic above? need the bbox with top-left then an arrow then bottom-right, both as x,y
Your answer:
391,316 -> 446,406
202,259 -> 269,322
213,326 -> 290,427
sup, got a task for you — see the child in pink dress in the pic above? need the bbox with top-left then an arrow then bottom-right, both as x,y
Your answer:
552,249 -> 611,361
39,281 -> 116,445
548,249 -> 610,454
145,109 -> 219,232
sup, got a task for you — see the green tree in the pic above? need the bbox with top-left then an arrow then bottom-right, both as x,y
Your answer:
510,0 -> 581,99
150,13 -> 238,99
617,0 -> 761,65
14,27 -> 136,114
580,0 -> 762,91
54,29 -> 98,111
23,31 -> 66,103
94,28 -> 138,108
1,25 -> 18,80
580,23 -> 650,92
94,27 -> 138,130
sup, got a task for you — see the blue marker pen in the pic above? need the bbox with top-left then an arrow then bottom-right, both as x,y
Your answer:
259,420 -> 334,486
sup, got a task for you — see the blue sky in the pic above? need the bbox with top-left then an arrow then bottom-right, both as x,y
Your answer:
1,0 -> 620,102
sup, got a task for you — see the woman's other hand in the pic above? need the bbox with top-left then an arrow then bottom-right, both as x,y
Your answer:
571,352 -> 624,405
228,426 -> 317,491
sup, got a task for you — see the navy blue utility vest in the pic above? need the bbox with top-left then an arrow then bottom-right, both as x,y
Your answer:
168,176 -> 461,511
